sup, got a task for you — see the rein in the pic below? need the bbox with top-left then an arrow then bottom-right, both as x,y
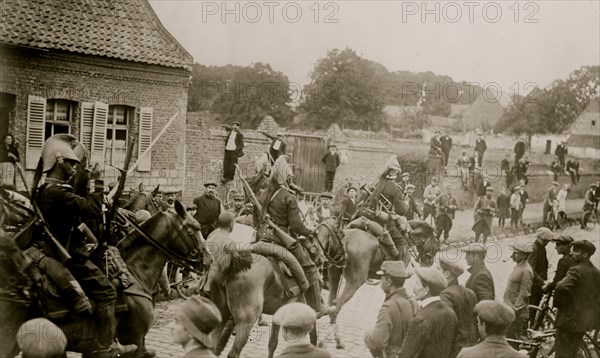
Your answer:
315,221 -> 346,269
118,211 -> 206,274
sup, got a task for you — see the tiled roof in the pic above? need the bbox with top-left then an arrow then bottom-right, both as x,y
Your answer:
0,0 -> 193,70
567,134 -> 600,149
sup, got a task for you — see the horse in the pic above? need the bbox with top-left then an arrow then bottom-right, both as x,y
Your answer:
0,200 -> 212,357
121,185 -> 163,214
314,217 -> 438,349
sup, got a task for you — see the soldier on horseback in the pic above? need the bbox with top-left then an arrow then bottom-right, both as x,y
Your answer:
253,159 -> 331,317
31,134 -> 136,357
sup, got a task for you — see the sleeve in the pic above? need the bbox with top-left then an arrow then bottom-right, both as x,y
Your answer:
398,316 -> 425,358
335,153 -> 340,167
363,302 -> 393,354
440,290 -> 456,310
527,250 -> 545,286
554,267 -> 580,308
286,195 -> 312,237
341,199 -> 350,219
483,140 -> 487,151
55,186 -> 102,219
513,271 -> 533,312
475,274 -> 495,301
321,153 -> 327,164
548,258 -> 568,291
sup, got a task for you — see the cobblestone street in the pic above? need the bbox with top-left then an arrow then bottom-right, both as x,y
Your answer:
144,225 -> 600,358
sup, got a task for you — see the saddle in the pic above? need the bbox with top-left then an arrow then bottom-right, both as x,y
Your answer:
249,241 -> 309,298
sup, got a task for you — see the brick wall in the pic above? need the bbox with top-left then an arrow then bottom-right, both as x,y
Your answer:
0,45 -> 189,190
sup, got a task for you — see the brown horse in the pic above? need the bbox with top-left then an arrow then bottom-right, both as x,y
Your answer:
0,201 -> 211,357
122,186 -> 162,214
314,217 -> 438,349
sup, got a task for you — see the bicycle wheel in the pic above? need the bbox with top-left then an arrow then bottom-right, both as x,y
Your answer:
581,211 -> 594,229
557,212 -> 568,230
535,331 -> 592,358
546,212 -> 558,231
172,266 -> 206,299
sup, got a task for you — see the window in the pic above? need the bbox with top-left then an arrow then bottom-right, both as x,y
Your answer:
592,120 -> 596,127
45,100 -> 74,140
105,105 -> 132,168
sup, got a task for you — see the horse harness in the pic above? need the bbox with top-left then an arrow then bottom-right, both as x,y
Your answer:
315,220 -> 346,269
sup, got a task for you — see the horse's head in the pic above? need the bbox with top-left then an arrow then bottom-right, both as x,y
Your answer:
140,201 -> 212,274
408,219 -> 439,267
123,190 -> 161,215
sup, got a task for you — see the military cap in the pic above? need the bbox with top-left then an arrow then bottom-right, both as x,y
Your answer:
439,258 -> 465,277
17,318 -> 67,358
346,186 -> 358,193
474,300 -> 515,326
273,302 -> 316,328
204,180 -> 218,188
536,227 -> 554,241
413,267 -> 447,293
461,243 -> 487,254
509,242 -> 534,253
552,234 -> 574,244
176,296 -> 222,348
320,192 -> 333,199
552,181 -> 559,187
376,261 -> 411,278
571,240 -> 596,255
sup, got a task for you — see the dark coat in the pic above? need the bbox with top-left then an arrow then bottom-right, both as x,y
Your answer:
554,260 -> 600,332
429,136 -> 443,156
364,287 -> 418,358
0,143 -> 19,163
476,180 -> 490,197
546,255 -> 574,292
276,343 -> 331,358
193,194 -> 222,238
465,261 -> 495,302
255,186 -> 313,237
398,300 -> 458,358
269,139 -> 287,162
472,196 -> 496,234
321,151 -> 340,172
475,138 -> 487,154
340,197 -> 358,221
527,240 -> 548,294
441,136 -> 453,153
555,144 -> 567,158
514,141 -> 525,159
434,194 -> 458,220
380,179 -> 407,216
440,281 -> 478,351
224,129 -> 244,158
457,336 -> 527,358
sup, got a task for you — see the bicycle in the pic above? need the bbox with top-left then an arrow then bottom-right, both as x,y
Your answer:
545,204 -> 568,231
506,328 -> 593,358
581,203 -> 599,229
166,262 -> 207,299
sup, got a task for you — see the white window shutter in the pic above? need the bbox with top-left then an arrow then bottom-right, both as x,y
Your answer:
25,95 -> 46,169
79,102 -> 95,153
138,107 -> 153,172
90,102 -> 108,166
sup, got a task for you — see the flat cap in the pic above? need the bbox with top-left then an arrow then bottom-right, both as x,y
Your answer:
320,192 -> 333,199
552,234 -> 574,244
510,242 -> 534,253
17,318 -> 67,358
232,121 -> 241,126
162,186 -> 179,194
176,296 -> 222,348
536,227 -> 554,241
204,180 -> 218,188
571,240 -> 596,255
273,302 -> 316,328
376,261 -> 411,278
406,184 -> 416,190
461,243 -> 487,254
402,172 -> 410,178
552,181 -> 559,186
346,186 -> 358,193
439,258 -> 465,277
328,144 -> 337,148
414,267 -> 447,293
474,300 -> 515,326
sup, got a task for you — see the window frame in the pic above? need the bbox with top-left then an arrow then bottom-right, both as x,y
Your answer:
105,105 -> 133,167
45,99 -> 74,139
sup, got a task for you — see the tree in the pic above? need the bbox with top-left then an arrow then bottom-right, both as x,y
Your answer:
298,48 -> 386,130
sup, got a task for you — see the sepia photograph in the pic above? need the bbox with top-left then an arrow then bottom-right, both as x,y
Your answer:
0,0 -> 599,357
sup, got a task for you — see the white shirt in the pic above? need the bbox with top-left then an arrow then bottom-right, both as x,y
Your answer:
226,131 -> 237,151
420,296 -> 441,309
272,139 -> 282,151
557,189 -> 568,211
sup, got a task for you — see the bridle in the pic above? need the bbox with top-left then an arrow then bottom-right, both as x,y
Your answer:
118,211 -> 209,274
314,219 -> 346,269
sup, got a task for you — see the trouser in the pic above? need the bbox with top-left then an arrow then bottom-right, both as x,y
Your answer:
443,150 -> 450,166
223,150 -> 238,181
510,208 -> 520,227
422,204 -> 436,221
569,170 -> 577,184
559,156 -> 565,169
435,215 -> 452,241
543,203 -> 552,225
518,208 -> 525,226
286,240 -> 323,312
477,152 -> 484,166
529,285 -> 543,326
324,171 -> 336,192
460,168 -> 469,187
553,171 -> 559,181
506,309 -> 528,349
505,171 -> 513,188
347,217 -> 399,261
555,329 -> 585,358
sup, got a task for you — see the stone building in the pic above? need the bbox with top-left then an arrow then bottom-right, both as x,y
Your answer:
0,0 -> 192,188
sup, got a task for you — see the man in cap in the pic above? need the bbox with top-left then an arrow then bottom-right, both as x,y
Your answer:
397,172 -> 411,193
555,141 -> 568,170
404,184 -> 421,220
222,121 -> 245,184
398,267 -> 457,358
457,150 -> 470,188
438,258 -> 478,353
429,130 -> 443,157
527,227 -> 552,325
462,243 -> 495,302
542,234 -> 574,293
476,173 -> 491,198
551,156 -> 562,181
338,186 -> 358,231
503,242 -> 534,343
160,186 -> 179,213
193,181 -> 223,239
33,134 -> 136,355
315,192 -> 334,223
422,176 -> 441,222
273,302 -> 331,357
543,181 -> 559,226
472,187 -> 496,243
582,183 -> 599,228
321,144 -> 340,192
566,157 -> 580,185
509,185 -> 522,228
514,137 -> 526,166
364,261 -> 417,358
261,130 -> 287,165
440,132 -> 453,167
433,186 -> 458,243
457,300 -> 527,358
501,153 -> 513,188
169,296 -> 222,357
17,318 -> 67,358
554,240 -> 600,358
475,132 -> 487,166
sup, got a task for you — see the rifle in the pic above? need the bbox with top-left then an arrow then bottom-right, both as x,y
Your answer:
235,164 -> 297,249
15,162 -> 71,264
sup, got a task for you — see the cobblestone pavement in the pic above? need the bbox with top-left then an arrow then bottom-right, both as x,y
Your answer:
143,224 -> 599,358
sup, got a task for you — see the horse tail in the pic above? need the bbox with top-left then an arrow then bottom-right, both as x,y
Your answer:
217,249 -> 253,282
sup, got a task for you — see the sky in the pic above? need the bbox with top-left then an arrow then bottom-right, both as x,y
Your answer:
149,1 -> 600,104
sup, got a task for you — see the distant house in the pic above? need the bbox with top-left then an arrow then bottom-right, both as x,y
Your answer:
460,95 -> 504,131
0,0 -> 192,187
566,98 -> 600,159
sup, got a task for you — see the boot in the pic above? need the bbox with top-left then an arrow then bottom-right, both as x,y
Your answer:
303,267 -> 333,319
90,305 -> 137,357
377,230 -> 399,260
